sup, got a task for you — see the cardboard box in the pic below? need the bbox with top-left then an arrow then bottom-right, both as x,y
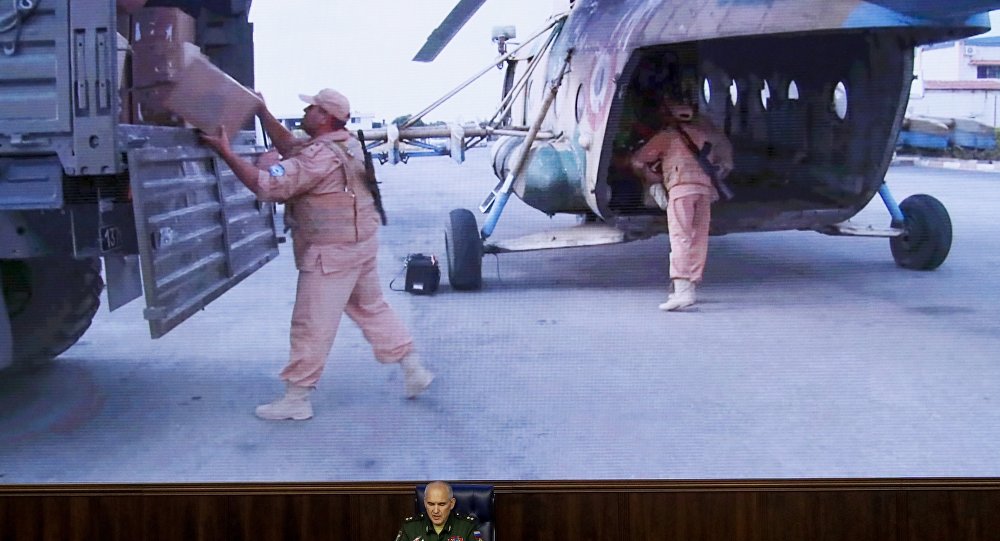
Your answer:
132,7 -> 196,44
134,85 -> 185,126
158,43 -> 262,138
131,7 -> 196,88
116,32 -> 130,88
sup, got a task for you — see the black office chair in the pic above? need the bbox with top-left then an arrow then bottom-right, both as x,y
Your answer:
414,483 -> 495,541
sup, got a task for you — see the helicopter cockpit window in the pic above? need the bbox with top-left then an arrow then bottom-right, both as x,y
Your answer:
788,80 -> 800,100
729,79 -> 739,106
761,80 -> 772,110
833,81 -> 848,120
702,77 -> 712,104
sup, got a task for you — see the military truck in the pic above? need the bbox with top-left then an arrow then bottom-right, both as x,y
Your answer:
1,0 -> 278,371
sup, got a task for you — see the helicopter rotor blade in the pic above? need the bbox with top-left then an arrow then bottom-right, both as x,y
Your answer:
412,0 -> 488,62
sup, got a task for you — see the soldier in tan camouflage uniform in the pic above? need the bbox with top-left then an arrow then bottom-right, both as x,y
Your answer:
631,96 -> 733,311
200,88 -> 433,420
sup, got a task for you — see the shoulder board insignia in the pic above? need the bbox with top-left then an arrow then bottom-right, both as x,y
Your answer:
404,514 -> 424,522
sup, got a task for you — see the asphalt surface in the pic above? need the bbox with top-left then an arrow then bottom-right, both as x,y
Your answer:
1,151 -> 999,484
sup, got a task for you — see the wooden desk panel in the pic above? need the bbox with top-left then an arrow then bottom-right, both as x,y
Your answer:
1,480 -> 999,541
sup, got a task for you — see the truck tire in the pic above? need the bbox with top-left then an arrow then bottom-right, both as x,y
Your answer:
1,257 -> 104,371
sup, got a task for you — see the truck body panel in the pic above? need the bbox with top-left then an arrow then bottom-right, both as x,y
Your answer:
2,0 -> 274,356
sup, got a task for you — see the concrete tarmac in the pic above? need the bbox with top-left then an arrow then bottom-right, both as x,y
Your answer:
1,151 -> 999,483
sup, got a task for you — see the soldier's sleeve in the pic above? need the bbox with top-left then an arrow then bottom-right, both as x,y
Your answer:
253,142 -> 343,202
394,515 -> 422,541
470,520 -> 485,541
458,514 -> 484,541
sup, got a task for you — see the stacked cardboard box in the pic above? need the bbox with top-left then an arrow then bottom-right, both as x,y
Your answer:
131,7 -> 197,125
123,6 -> 261,137
160,42 -> 262,138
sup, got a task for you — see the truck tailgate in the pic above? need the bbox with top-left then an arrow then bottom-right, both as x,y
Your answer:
125,126 -> 278,338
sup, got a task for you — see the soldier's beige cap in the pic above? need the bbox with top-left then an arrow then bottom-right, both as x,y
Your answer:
299,88 -> 351,122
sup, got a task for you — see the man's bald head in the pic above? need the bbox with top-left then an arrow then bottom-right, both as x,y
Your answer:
423,481 -> 456,526
426,481 -> 453,498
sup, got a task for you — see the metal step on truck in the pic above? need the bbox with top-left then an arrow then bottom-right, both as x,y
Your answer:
1,0 -> 278,371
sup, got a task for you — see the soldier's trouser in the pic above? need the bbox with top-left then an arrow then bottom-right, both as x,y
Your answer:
280,254 -> 414,388
667,192 -> 712,283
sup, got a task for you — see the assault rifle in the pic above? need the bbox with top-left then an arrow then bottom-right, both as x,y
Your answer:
673,126 -> 736,202
357,130 -> 388,225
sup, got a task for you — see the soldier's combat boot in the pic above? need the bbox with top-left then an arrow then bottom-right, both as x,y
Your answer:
659,279 -> 696,311
400,352 -> 434,398
255,382 -> 313,420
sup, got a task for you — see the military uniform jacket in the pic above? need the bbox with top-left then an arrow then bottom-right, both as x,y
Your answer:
395,513 -> 482,541
632,114 -> 734,201
253,130 -> 381,272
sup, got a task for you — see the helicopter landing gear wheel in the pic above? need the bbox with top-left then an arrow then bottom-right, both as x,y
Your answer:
890,194 -> 952,271
445,208 -> 483,290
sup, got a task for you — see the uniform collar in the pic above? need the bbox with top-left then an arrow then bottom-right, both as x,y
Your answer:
424,514 -> 454,534
311,129 -> 351,144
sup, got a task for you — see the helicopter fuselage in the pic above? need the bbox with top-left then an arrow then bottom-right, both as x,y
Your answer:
490,0 -> 992,237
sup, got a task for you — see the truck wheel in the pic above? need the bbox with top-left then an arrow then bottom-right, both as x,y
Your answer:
1,257 -> 104,371
890,194 -> 952,271
444,209 -> 483,290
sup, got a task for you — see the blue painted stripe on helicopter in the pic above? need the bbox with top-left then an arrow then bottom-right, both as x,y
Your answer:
964,12 -> 993,29
843,4 -> 925,28
846,3 -> 993,29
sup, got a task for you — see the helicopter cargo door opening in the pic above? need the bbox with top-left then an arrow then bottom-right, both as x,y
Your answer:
602,30 -> 912,234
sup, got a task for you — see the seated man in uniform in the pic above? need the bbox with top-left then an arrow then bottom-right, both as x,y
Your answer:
395,481 -> 483,541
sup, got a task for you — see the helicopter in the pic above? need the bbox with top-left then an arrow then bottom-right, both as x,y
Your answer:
358,0 -> 1000,290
